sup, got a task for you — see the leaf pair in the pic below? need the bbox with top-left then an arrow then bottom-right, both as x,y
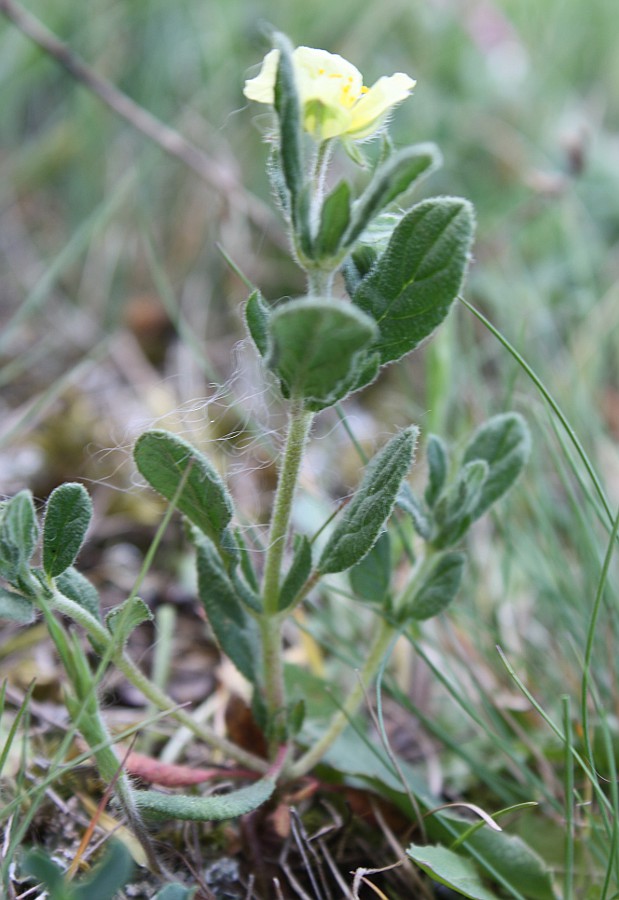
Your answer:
0,484 -> 95,624
246,196 -> 475,410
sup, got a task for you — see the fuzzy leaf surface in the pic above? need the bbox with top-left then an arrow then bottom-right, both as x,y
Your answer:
278,535 -> 312,611
349,531 -> 391,603
318,427 -> 417,574
134,430 -> 233,544
408,551 -> 465,620
43,483 -> 92,578
352,198 -> 475,365
267,297 -> 376,406
136,774 -> 276,821
245,289 -> 270,358
0,490 -> 39,583
314,179 -> 351,258
0,586 -> 35,623
424,433 -> 449,507
273,32 -> 304,213
194,532 -> 260,682
462,412 -> 531,519
106,596 -> 153,645
346,143 -> 441,245
55,567 -> 101,621
432,460 -> 489,549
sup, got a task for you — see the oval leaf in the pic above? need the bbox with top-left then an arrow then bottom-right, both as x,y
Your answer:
194,531 -> 260,682
0,490 -> 39,583
462,412 -> 531,520
43,483 -> 92,578
349,530 -> 391,604
408,551 -> 465,621
346,143 -> 442,245
318,427 -> 418,574
267,297 -> 377,406
134,430 -> 233,544
352,197 -> 475,366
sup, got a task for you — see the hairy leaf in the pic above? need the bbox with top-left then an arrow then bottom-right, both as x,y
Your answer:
347,143 -> 442,245
318,427 -> 417,574
349,530 -> 391,604
272,32 -> 304,216
407,551 -> 465,620
267,297 -> 376,407
194,532 -> 260,682
106,596 -> 153,645
352,198 -> 475,365
0,586 -> 35,623
462,412 -> 531,519
134,430 -> 233,544
424,433 -> 450,507
0,490 -> 39,583
314,179 -> 351,258
43,483 -> 92,578
136,773 -> 276,821
244,289 -> 270,358
56,567 -> 101,621
278,534 -> 312,611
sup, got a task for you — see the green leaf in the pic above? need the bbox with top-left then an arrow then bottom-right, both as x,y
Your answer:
432,460 -> 489,549
451,821 -> 559,900
267,297 -> 377,407
349,530 -> 391,604
346,143 -> 442,245
304,350 -> 381,412
406,843 -> 501,900
21,849 -> 67,896
408,551 -> 465,620
55,568 -> 101,620
135,772 -> 276,821
0,490 -> 39,583
272,32 -> 304,214
314,180 -> 351,259
194,531 -> 260,682
244,289 -> 270,358
0,586 -> 35,623
43,483 -> 92,578
462,412 -> 531,519
73,841 -> 134,900
106,596 -> 153,645
134,430 -> 233,545
318,427 -> 418,574
351,198 -> 475,366
425,433 -> 450,507
278,534 -> 312,611
397,482 -> 432,540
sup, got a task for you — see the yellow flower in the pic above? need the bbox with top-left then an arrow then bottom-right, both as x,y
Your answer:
244,46 -> 415,141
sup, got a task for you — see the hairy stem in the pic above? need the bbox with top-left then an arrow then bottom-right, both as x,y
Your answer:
48,589 -> 269,773
261,402 -> 313,735
288,615 -> 396,779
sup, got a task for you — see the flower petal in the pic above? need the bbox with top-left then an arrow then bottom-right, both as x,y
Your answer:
348,73 -> 416,138
243,49 -> 280,103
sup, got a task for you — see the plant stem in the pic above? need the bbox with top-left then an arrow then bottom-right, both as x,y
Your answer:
48,589 -> 269,773
261,402 -> 313,734
288,615 -> 396,779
